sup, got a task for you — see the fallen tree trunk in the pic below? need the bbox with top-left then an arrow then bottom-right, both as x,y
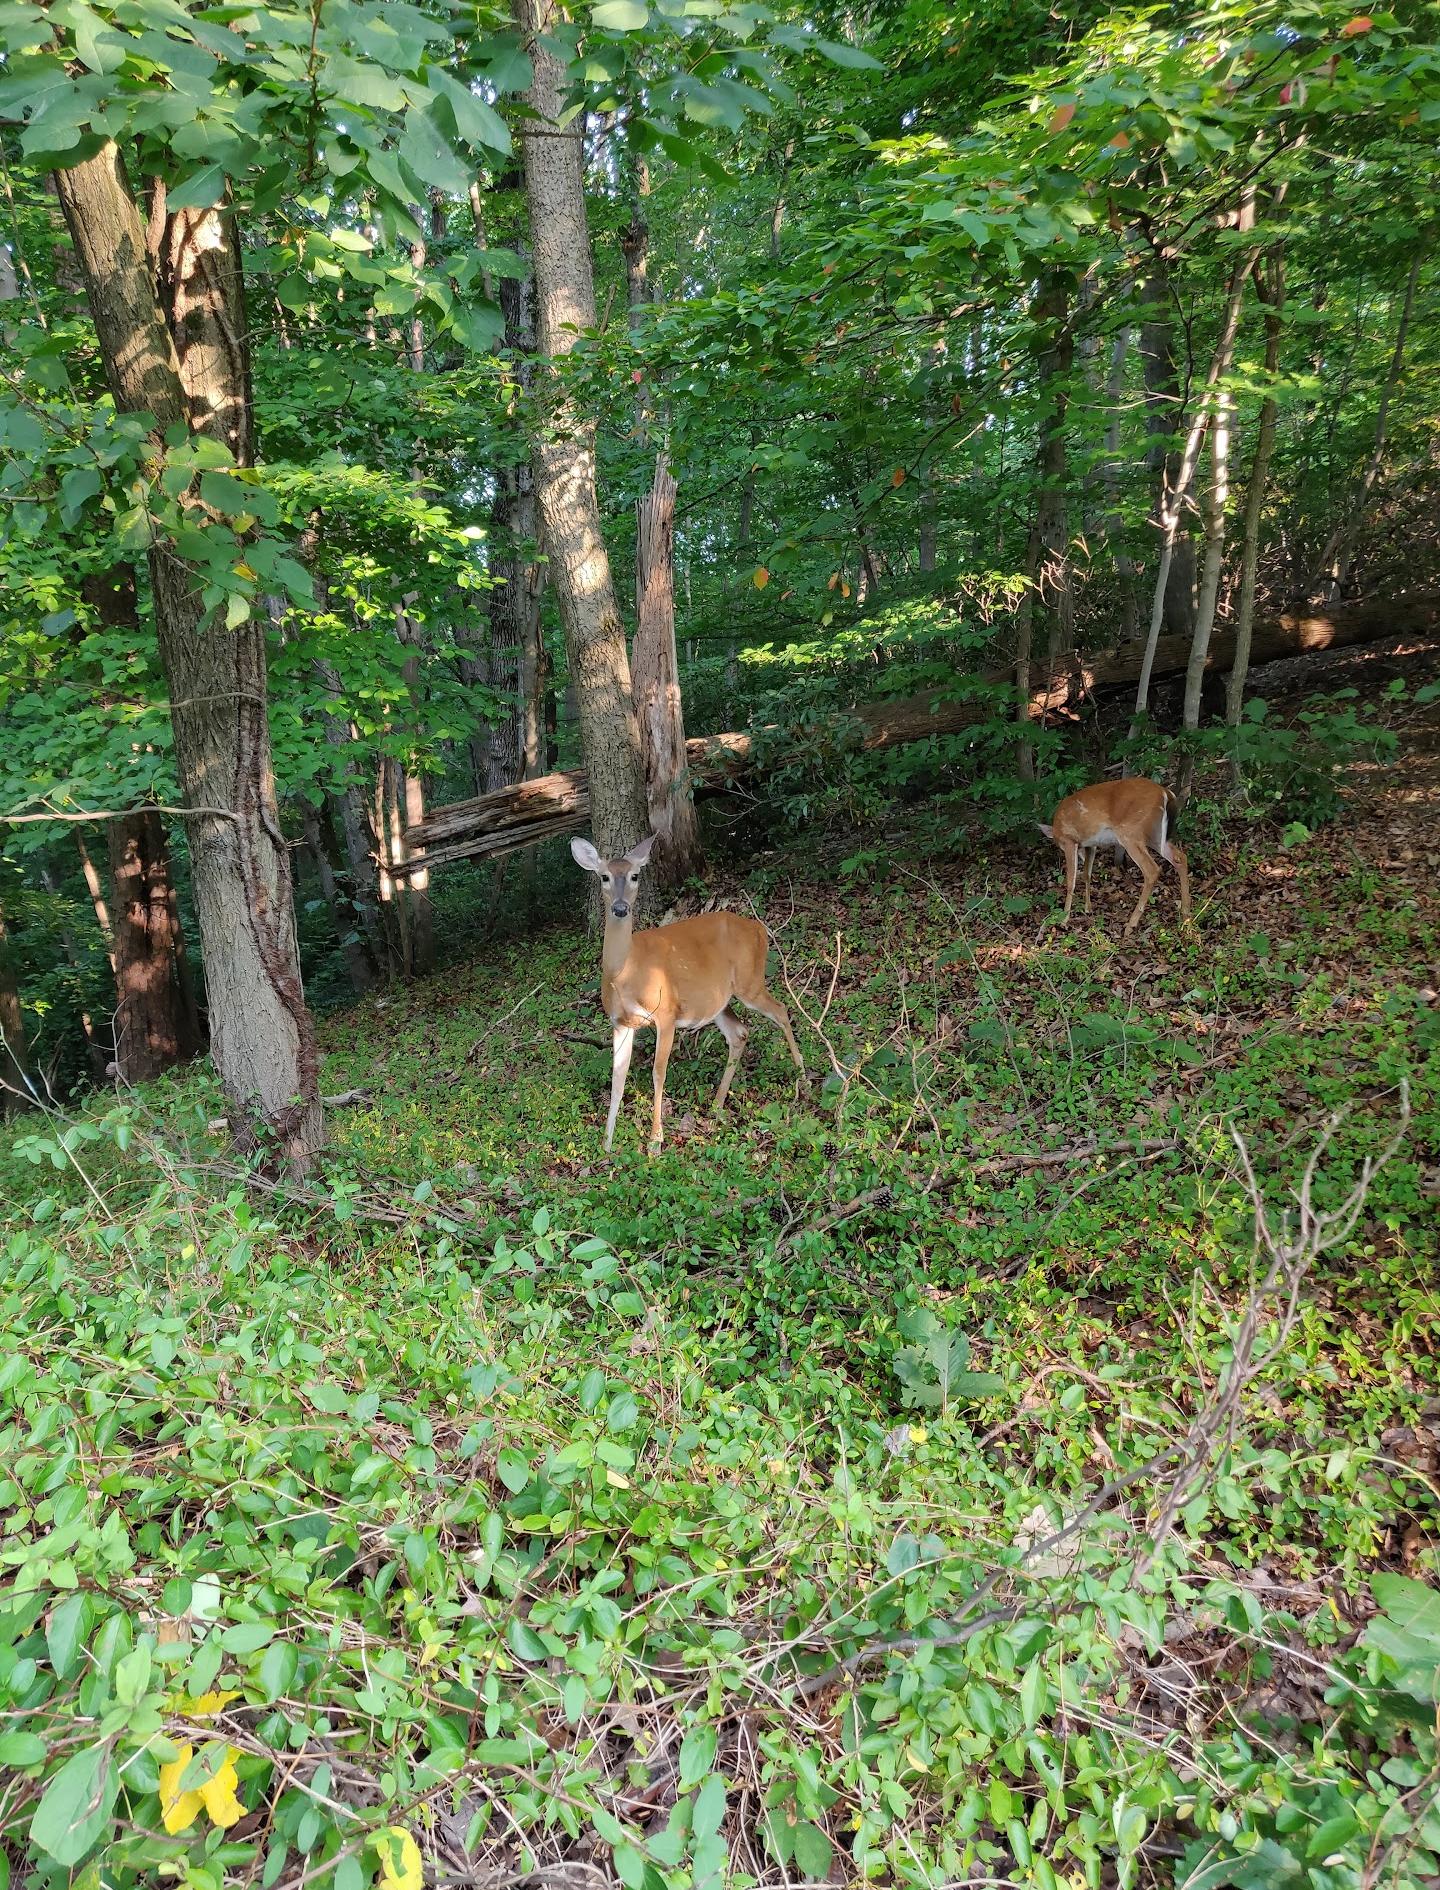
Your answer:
399,594 -> 1438,874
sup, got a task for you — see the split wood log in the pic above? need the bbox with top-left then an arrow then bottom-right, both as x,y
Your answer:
397,594 -> 1438,875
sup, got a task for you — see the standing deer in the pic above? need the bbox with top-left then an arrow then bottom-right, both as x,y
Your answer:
570,834 -> 807,1153
1039,777 -> 1191,936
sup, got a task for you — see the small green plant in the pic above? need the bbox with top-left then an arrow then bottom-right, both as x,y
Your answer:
891,1302 -> 1006,1410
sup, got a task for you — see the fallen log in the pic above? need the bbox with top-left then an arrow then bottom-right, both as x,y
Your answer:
397,594 -> 1438,874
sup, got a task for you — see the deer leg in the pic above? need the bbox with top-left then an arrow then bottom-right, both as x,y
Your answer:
1162,838 -> 1192,924
741,987 -> 808,1084
1082,846 -> 1096,914
712,1006 -> 748,1113
649,1015 -> 676,1154
1116,836 -> 1161,936
1059,840 -> 1080,923
604,1025 -> 635,1153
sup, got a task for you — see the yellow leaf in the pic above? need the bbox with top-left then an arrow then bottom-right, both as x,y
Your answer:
233,562 -> 257,581
160,1744 -> 246,1834
753,567 -> 770,589
179,1690 -> 240,1719
1109,130 -> 1130,148
159,1746 -> 203,1835
199,1752 -> 245,1829
1339,14 -> 1373,34
606,1468 -> 630,1489
374,1827 -> 423,1890
891,466 -> 906,487
1048,102 -> 1076,132
908,1426 -> 928,1444
840,581 -> 851,599
826,572 -> 839,591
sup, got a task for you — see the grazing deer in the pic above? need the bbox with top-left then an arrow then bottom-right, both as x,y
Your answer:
570,834 -> 807,1154
1039,777 -> 1191,936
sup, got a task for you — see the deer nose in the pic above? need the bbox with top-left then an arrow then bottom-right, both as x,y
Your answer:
612,900 -> 629,919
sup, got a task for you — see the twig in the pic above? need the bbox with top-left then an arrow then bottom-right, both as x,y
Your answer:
1,800 -> 240,824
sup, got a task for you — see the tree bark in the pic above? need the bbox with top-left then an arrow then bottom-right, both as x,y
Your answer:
0,901 -> 36,1112
75,830 -> 115,967
1012,525 -> 1042,780
400,595 -> 1438,871
1131,245 -> 1254,735
394,601 -> 434,973
1227,247 -> 1287,764
1139,260 -> 1198,638
1033,271 -> 1075,686
52,144 -> 322,1166
633,457 -> 701,885
515,0 -> 648,862
107,809 -> 202,1083
1102,326 -> 1141,639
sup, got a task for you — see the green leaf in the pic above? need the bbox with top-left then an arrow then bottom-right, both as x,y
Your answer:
29,1743 -> 116,1867
811,36 -> 882,70
398,104 -> 473,196
1307,1814 -> 1361,1861
791,1820 -> 832,1881
0,1732 -> 47,1766
220,1621 -> 275,1654
606,1390 -> 639,1433
591,0 -> 647,28
485,40 -> 532,91
58,464 -> 102,524
46,1593 -> 90,1679
506,1618 -> 547,1662
678,1724 -> 716,1788
166,165 -> 227,211
496,1447 -> 530,1492
691,1772 -> 727,1842
428,69 -> 511,154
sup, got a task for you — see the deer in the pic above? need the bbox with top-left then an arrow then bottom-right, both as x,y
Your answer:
570,833 -> 807,1154
1039,776 -> 1191,936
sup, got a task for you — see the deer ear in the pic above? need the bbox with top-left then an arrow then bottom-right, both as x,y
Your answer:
625,834 -> 657,869
1037,823 -> 1054,841
570,837 -> 603,873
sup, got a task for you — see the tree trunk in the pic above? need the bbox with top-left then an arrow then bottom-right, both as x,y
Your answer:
1102,326 -> 1141,639
1140,261 -> 1198,638
1310,249 -> 1423,600
52,144 -> 322,1166
633,457 -> 702,885
1033,271 -> 1075,687
0,901 -> 36,1112
1131,240 -> 1255,736
1013,526 -> 1042,780
851,484 -> 882,606
395,602 -> 434,973
75,830 -> 115,967
1175,380 -> 1235,797
400,596 -> 1436,872
515,0 -> 648,862
107,809 -> 202,1083
1227,248 -> 1287,770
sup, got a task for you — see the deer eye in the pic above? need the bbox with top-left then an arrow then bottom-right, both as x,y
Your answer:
628,872 -> 639,884
600,873 -> 611,885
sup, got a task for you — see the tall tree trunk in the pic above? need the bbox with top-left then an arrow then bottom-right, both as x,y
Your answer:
1310,249 -> 1423,601
850,484 -> 882,606
486,264 -> 544,792
1131,237 -> 1255,738
1227,247 -> 1288,776
38,860 -> 110,1081
623,168 -> 701,885
1033,271 -> 1075,688
633,457 -> 701,886
107,809 -> 202,1083
1176,381 -> 1235,796
0,901 -> 36,1112
515,0 -> 648,864
1102,326 -> 1142,639
52,145 -> 322,1166
1013,526 -> 1043,780
1140,260 -> 1199,638
75,831 -> 115,967
395,602 -> 434,973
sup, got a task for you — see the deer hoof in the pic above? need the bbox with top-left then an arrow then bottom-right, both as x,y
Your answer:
647,1137 -> 663,1157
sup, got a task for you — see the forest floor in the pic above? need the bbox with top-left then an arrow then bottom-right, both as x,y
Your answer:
3,660 -> 1439,1889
